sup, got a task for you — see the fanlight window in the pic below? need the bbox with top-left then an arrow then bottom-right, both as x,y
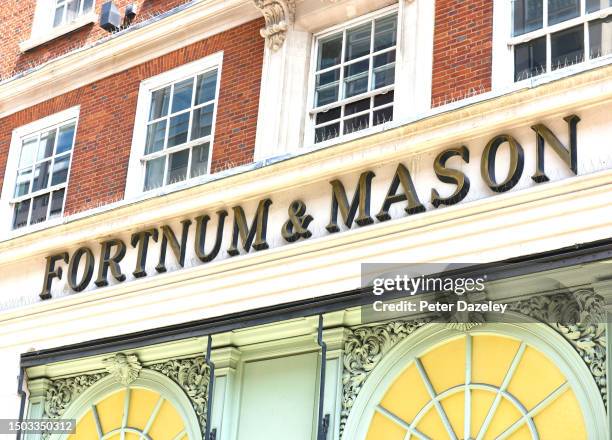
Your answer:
366,334 -> 587,440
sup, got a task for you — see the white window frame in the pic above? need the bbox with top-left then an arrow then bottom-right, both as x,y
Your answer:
306,5 -> 400,146
51,0 -> 95,29
301,0 -> 434,152
124,52 -> 224,200
0,106 -> 80,238
492,0 -> 612,90
20,1 -> 98,52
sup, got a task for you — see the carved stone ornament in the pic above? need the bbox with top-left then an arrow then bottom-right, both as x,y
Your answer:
149,356 -> 211,434
506,289 -> 607,408
44,373 -> 108,420
253,0 -> 296,51
340,319 -> 429,436
102,353 -> 142,386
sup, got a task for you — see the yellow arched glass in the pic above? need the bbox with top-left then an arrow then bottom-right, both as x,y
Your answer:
69,387 -> 189,440
366,334 -> 587,440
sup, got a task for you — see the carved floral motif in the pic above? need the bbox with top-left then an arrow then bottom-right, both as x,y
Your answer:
102,353 -> 142,386
253,0 -> 296,50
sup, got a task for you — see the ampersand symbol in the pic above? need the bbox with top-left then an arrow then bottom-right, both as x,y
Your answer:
282,200 -> 314,243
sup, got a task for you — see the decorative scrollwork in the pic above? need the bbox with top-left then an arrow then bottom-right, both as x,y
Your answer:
340,320 -> 428,436
149,356 -> 210,435
102,353 -> 142,386
506,289 -> 607,408
253,0 -> 296,51
44,373 -> 108,419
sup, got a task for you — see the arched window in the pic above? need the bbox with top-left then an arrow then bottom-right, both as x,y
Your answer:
344,324 -> 607,440
53,370 -> 202,440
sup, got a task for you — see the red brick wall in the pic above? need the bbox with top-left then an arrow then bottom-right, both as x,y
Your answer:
431,0 -> 493,107
0,18 -> 264,215
0,0 -> 189,80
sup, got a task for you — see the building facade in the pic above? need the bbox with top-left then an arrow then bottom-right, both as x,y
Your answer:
0,0 -> 611,439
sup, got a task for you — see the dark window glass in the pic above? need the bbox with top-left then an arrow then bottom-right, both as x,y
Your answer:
195,71 -> 217,105
586,0 -> 612,12
32,161 -> 51,192
374,107 -> 394,126
192,104 -> 214,140
514,36 -> 546,81
38,130 -> 56,161
49,189 -> 65,218
374,15 -> 397,51
548,0 -> 580,26
551,25 -> 584,70
167,113 -> 189,148
344,114 -> 369,134
315,69 -> 340,107
589,17 -> 612,59
144,157 -> 165,191
14,169 -> 32,198
166,149 -> 189,185
318,34 -> 342,69
345,23 -> 371,61
171,78 -> 194,114
345,98 -> 370,116
56,124 -> 75,154
315,123 -> 340,143
149,87 -> 170,120
30,193 -> 50,225
316,107 -> 341,125
513,0 -> 543,36
344,60 -> 369,98
51,154 -> 71,186
145,120 -> 167,154
190,143 -> 210,178
374,91 -> 394,107
13,200 -> 30,229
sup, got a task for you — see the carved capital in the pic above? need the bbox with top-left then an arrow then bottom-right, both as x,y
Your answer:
253,0 -> 296,51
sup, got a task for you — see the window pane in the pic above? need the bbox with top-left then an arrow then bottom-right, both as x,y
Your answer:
145,120 -> 167,154
171,78 -> 194,114
166,149 -> 189,185
191,104 -> 214,140
53,5 -> 65,27
56,123 -> 75,154
315,69 -> 340,106
66,0 -> 79,22
374,90 -> 394,107
196,71 -> 218,105
345,98 -> 370,116
344,113 -> 369,134
344,59 -> 369,98
551,25 -> 584,70
374,106 -> 394,126
14,169 -> 32,197
30,194 -> 50,225
586,0 -> 612,12
373,52 -> 396,89
514,36 -> 546,81
548,0 -> 580,26
315,123 -> 340,143
315,107 -> 341,125
37,130 -> 56,161
317,34 -> 342,70
149,87 -> 170,120
374,15 -> 397,51
589,17 -> 612,59
144,157 -> 165,191
345,23 -> 372,61
190,143 -> 210,178
32,161 -> 51,192
82,0 -> 94,13
167,113 -> 189,148
12,199 -> 31,229
51,154 -> 71,186
18,138 -> 37,169
49,189 -> 65,218
513,0 -> 543,36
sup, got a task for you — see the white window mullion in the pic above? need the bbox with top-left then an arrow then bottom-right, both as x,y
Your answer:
546,33 -> 552,72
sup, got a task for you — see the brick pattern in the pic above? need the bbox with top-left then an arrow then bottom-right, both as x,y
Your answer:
0,19 -> 264,216
431,0 -> 493,107
0,0 -> 189,80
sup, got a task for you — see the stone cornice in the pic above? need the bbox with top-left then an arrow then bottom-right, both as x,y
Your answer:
0,0 -> 259,119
